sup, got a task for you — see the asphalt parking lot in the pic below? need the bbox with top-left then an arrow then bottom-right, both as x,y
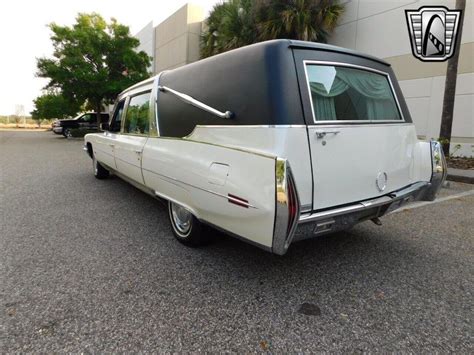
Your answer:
1,130 -> 473,352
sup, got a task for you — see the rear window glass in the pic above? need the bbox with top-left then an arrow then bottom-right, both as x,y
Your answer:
306,64 -> 402,122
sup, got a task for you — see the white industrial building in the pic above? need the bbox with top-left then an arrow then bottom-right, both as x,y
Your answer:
134,1 -> 474,157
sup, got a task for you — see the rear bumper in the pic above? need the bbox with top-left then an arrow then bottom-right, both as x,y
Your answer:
293,181 -> 431,242
272,140 -> 447,255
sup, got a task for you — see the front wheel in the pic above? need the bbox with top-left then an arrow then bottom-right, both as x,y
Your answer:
93,154 -> 109,179
168,201 -> 209,246
63,128 -> 72,138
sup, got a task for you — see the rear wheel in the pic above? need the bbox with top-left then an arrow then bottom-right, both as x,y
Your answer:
93,154 -> 109,179
168,201 -> 209,246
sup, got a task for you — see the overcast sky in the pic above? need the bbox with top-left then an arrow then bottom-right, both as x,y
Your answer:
0,0 -> 216,116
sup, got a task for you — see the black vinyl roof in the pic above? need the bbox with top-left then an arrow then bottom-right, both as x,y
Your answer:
155,39 -> 402,137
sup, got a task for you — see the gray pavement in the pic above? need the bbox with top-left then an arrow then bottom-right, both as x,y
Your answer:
1,131 -> 473,353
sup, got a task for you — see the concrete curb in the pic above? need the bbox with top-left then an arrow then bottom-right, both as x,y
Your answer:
447,168 -> 474,184
0,128 -> 49,132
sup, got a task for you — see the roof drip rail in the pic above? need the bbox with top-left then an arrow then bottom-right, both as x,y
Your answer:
158,85 -> 234,119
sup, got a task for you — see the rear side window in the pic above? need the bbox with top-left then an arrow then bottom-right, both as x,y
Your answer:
305,64 -> 402,122
123,91 -> 151,135
81,114 -> 95,122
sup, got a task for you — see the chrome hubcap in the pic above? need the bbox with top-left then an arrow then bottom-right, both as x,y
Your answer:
170,203 -> 192,235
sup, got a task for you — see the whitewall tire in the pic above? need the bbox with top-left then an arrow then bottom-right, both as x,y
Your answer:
168,201 -> 209,246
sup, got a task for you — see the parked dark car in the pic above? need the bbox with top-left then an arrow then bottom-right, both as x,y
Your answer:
52,113 -> 109,137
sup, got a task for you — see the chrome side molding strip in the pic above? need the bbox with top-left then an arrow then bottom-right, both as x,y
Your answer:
158,85 -> 234,120
141,166 -> 257,209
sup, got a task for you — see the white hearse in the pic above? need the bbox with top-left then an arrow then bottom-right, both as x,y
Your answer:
84,40 -> 446,255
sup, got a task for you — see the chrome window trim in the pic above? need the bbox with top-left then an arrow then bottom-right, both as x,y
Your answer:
118,76 -> 155,97
121,90 -> 152,137
109,98 -> 127,132
302,60 -> 406,124
120,96 -> 131,133
154,71 -> 165,137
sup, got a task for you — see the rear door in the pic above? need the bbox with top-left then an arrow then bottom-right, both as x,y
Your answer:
293,49 -> 418,210
114,91 -> 151,185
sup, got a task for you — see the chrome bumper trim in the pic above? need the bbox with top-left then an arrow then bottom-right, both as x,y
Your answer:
287,181 -> 432,245
298,181 -> 429,225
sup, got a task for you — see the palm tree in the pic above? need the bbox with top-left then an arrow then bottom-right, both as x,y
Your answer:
439,0 -> 466,156
255,0 -> 344,43
200,0 -> 256,58
200,0 -> 344,58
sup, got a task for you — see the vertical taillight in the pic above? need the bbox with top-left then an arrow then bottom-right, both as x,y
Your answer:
286,173 -> 298,236
273,158 -> 300,255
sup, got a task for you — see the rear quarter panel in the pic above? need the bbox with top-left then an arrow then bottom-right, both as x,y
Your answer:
142,138 -> 277,249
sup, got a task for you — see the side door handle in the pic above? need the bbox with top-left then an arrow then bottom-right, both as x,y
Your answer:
315,130 -> 340,139
134,149 -> 142,162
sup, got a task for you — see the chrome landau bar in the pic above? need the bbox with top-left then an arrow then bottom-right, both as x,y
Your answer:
158,85 -> 234,120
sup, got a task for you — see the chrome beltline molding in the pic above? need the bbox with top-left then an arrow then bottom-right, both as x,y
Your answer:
153,134 -> 277,160
193,124 -> 307,128
306,123 -> 413,128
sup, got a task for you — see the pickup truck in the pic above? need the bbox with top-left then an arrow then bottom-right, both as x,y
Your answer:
53,112 -> 109,137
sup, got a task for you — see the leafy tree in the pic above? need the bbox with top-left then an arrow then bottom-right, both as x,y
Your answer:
201,0 -> 344,58
255,0 -> 344,42
440,0 -> 466,156
37,13 -> 151,124
31,92 -> 81,122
